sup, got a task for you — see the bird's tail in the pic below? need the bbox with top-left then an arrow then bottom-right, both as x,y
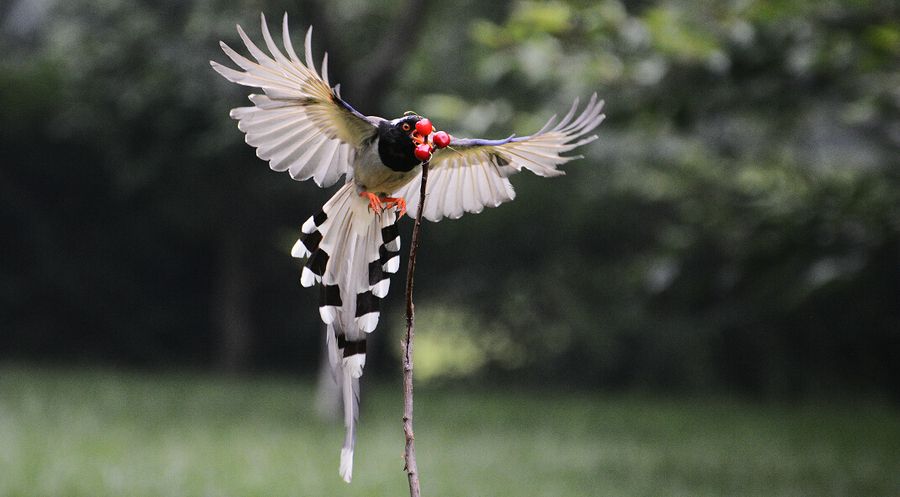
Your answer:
337,339 -> 359,482
291,182 -> 401,482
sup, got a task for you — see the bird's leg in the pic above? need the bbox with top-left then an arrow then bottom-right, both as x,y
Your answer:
381,197 -> 407,218
360,192 -> 407,218
360,191 -> 383,213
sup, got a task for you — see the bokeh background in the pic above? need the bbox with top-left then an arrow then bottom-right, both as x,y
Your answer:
2,0 -> 899,495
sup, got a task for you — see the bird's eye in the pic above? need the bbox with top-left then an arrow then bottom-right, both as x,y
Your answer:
402,123 -> 411,131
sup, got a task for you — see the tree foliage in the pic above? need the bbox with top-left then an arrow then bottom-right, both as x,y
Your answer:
2,0 -> 898,397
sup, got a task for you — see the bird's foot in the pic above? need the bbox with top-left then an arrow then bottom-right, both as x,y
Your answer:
382,197 -> 407,218
361,192 -> 406,218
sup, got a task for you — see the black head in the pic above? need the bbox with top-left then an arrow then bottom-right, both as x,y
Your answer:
377,115 -> 425,173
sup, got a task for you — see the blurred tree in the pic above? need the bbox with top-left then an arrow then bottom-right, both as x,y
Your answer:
1,0 -> 898,398
397,0 -> 900,396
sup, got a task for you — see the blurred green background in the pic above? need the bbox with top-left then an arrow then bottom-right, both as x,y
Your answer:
2,0 -> 899,494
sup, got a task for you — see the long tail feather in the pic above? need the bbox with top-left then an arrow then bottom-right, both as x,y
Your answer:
338,357 -> 359,482
291,182 -> 401,481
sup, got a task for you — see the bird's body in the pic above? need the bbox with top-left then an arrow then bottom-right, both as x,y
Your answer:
212,12 -> 605,483
358,118 -> 424,194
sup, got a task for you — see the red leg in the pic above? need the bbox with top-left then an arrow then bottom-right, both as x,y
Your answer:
360,191 -> 383,213
380,197 -> 407,218
360,192 -> 406,218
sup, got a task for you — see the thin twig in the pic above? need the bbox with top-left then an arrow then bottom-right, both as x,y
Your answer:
402,162 -> 428,497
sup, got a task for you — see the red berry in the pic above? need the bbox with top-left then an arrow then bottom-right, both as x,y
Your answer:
433,131 -> 450,148
415,118 -> 433,136
414,143 -> 432,161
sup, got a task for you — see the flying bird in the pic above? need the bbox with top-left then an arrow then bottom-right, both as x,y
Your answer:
211,12 -> 604,482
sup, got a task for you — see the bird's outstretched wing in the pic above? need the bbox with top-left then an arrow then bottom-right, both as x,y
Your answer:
211,13 -> 379,188
394,95 -> 605,221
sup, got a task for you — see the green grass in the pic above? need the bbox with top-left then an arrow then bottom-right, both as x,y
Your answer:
0,364 -> 898,496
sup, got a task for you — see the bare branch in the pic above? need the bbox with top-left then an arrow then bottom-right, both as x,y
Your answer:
402,162 -> 428,497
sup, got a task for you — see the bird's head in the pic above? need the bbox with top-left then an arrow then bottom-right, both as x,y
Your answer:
379,115 -> 431,172
394,115 -> 430,145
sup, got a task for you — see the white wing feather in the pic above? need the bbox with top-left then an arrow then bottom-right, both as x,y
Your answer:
395,95 -> 605,221
211,13 -> 378,188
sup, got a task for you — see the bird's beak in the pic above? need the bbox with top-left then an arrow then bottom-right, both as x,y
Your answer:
412,131 -> 428,146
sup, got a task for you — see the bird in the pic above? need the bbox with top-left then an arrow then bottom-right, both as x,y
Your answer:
211,12 -> 604,483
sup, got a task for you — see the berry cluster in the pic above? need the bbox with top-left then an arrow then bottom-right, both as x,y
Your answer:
412,118 -> 451,162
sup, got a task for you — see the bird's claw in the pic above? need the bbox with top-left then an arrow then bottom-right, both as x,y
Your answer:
361,192 -> 406,218
383,197 -> 407,218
